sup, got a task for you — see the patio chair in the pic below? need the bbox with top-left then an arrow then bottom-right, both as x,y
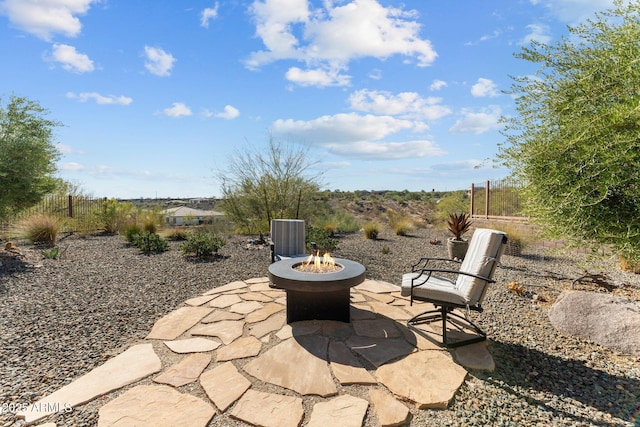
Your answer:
269,219 -> 308,263
401,228 -> 508,347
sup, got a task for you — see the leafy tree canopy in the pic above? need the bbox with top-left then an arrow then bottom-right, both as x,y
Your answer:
0,96 -> 61,220
499,0 -> 640,261
218,138 -> 325,234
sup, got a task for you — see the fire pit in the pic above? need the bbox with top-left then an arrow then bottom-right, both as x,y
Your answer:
268,256 -> 366,323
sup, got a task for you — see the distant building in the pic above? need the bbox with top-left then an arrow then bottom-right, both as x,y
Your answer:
163,206 -> 224,226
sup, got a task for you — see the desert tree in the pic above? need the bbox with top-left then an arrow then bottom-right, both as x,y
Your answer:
499,0 -> 640,262
0,96 -> 61,221
218,138 -> 325,234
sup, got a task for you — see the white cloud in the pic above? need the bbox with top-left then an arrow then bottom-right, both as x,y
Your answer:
521,23 -> 552,44
144,46 -> 176,76
429,80 -> 447,91
48,43 -> 94,73
215,105 -> 240,120
0,0 -> 99,41
246,0 -> 437,87
66,92 -> 132,105
471,78 -> 499,98
449,105 -> 503,134
56,143 -> 73,154
271,112 -> 444,159
162,102 -> 192,117
285,66 -> 351,87
200,3 -> 219,28
323,139 -> 444,160
532,0 -> 616,23
60,162 -> 85,171
348,89 -> 451,120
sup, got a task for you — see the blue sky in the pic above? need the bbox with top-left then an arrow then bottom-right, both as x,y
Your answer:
0,0 -> 618,199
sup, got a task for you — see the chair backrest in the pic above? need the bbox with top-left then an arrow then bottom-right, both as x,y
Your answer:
455,228 -> 508,305
270,219 -> 306,258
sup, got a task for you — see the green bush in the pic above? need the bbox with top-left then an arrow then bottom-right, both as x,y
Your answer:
306,225 -> 338,253
133,232 -> 170,254
123,223 -> 143,244
180,231 -> 226,257
363,222 -> 380,240
95,199 -> 133,234
20,214 -> 62,246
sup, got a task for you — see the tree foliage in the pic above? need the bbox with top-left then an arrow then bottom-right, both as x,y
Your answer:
219,139 -> 324,233
0,96 -> 61,220
499,0 -> 640,261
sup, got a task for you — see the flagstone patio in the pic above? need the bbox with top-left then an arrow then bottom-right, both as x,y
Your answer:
17,277 -> 494,427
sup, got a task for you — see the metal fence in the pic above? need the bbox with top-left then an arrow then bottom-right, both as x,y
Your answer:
470,178 -> 526,221
2,195 -> 106,235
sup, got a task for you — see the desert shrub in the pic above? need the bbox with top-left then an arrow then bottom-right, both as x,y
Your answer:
20,214 -> 62,246
306,225 -> 338,253
363,222 -> 380,240
67,213 -> 101,237
123,223 -> 143,244
180,231 -> 226,257
382,246 -> 391,255
165,227 -> 190,241
95,199 -> 133,234
434,191 -> 469,224
139,209 -> 162,233
133,232 -> 170,254
393,220 -> 414,236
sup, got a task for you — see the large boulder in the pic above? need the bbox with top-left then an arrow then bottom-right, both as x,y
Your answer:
549,290 -> 640,355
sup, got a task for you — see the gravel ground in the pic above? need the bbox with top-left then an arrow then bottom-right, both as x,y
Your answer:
1,228 -> 639,426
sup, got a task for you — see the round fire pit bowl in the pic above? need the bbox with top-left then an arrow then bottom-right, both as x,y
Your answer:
268,257 -> 366,323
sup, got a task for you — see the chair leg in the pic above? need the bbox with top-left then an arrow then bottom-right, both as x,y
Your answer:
407,306 -> 487,348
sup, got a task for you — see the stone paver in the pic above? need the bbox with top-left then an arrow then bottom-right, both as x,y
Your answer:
307,394 -> 369,427
229,389 -> 304,427
245,302 -> 285,323
216,336 -> 262,361
204,280 -> 247,295
209,294 -> 242,308
454,342 -> 495,371
146,306 -> 213,340
164,337 -> 220,353
346,335 -> 415,367
97,384 -> 214,427
329,341 -> 376,385
18,344 -> 161,424
352,318 -> 402,339
24,276 -> 493,426
154,353 -> 211,387
200,362 -> 251,412
355,279 -> 399,293
376,350 -> 468,409
243,336 -> 337,396
184,294 -> 217,306
229,300 -> 264,314
368,388 -> 410,427
201,310 -> 243,323
248,311 -> 286,338
189,320 -> 244,345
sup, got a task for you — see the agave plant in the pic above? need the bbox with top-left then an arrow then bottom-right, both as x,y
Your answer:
447,212 -> 472,241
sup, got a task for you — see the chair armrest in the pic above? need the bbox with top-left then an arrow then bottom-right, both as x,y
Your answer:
411,257 -> 461,272
410,267 -> 495,288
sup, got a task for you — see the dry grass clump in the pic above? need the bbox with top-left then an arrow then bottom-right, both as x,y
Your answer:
18,214 -> 63,246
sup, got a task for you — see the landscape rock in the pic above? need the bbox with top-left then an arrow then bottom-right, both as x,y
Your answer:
229,389 -> 304,427
153,353 -> 211,387
549,290 -> 640,355
306,395 -> 369,427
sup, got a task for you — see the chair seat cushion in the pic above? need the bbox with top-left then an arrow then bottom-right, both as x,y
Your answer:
401,272 -> 468,306
274,253 -> 309,262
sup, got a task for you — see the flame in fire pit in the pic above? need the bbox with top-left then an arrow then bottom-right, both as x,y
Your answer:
295,251 -> 342,273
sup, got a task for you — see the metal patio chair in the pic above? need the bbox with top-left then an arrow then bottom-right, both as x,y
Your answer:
401,228 -> 508,347
269,219 -> 308,263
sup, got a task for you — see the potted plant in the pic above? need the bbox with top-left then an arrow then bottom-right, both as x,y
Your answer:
446,212 -> 472,260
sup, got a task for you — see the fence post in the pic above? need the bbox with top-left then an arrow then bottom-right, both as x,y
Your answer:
68,195 -> 74,218
485,180 -> 490,219
470,183 -> 475,217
